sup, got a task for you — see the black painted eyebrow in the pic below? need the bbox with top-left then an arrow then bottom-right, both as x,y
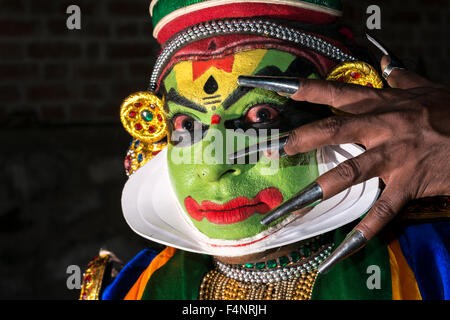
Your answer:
166,88 -> 207,113
222,86 -> 252,110
222,65 -> 284,110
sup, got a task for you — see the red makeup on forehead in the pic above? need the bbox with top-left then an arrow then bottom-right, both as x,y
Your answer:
211,114 -> 221,125
192,55 -> 235,81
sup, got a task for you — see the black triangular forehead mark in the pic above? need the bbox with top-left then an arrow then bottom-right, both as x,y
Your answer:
203,75 -> 219,94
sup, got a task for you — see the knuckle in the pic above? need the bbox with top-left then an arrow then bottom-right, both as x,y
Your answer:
334,159 -> 361,183
286,128 -> 303,152
371,198 -> 396,221
319,116 -> 342,137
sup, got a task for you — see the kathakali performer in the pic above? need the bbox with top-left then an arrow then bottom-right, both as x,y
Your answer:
80,0 -> 449,300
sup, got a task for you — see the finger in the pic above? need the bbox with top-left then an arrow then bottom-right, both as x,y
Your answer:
381,55 -> 436,90
355,183 -> 410,240
283,115 -> 384,155
317,184 -> 409,274
290,78 -> 382,112
315,148 -> 385,200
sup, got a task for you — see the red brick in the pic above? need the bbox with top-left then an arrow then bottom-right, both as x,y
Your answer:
1,0 -> 26,13
86,43 -> 100,59
28,43 -> 82,59
116,24 -> 139,36
86,22 -> 111,37
0,64 -> 39,78
106,43 -> 154,59
83,85 -> 105,99
129,63 -> 152,77
47,19 -> 69,35
390,11 -> 422,23
56,0 -> 100,15
69,103 -> 95,121
40,105 -> 67,122
419,0 -> 448,5
108,1 -> 146,16
76,64 -> 124,79
0,43 -> 24,60
44,64 -> 69,79
27,85 -> 71,101
0,85 -> 20,101
0,20 -> 36,36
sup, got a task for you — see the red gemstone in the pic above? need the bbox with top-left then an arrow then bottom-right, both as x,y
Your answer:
152,151 -> 160,156
366,83 -> 373,87
124,155 -> 132,172
134,102 -> 142,107
211,114 -> 221,125
84,275 -> 92,283
350,72 -> 361,79
338,76 -> 345,82
148,126 -> 155,133
134,123 -> 143,131
157,114 -> 163,122
128,111 -> 137,118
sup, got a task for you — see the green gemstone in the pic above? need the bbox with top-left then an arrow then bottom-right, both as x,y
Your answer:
244,263 -> 254,269
266,259 -> 277,269
278,256 -> 289,267
141,109 -> 154,122
289,251 -> 300,263
303,247 -> 311,257
255,262 -> 266,270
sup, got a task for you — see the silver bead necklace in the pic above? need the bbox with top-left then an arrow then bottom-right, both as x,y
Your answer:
214,243 -> 333,284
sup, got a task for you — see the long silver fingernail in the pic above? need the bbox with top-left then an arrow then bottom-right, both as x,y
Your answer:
365,33 -> 405,68
237,76 -> 300,95
228,135 -> 289,162
317,229 -> 367,274
260,182 -> 323,225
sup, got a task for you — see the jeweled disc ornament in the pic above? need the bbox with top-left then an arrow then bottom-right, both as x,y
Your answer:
120,91 -> 168,144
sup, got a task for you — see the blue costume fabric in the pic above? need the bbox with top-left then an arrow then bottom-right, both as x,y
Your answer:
398,222 -> 450,300
101,248 -> 161,300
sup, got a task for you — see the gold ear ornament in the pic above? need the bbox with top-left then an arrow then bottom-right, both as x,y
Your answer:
326,61 -> 383,89
120,91 -> 168,176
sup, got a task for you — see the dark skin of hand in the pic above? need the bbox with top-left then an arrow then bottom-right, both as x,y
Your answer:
282,56 -> 450,241
218,57 -> 449,265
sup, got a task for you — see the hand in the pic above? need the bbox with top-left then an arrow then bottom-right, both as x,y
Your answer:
284,56 -> 450,242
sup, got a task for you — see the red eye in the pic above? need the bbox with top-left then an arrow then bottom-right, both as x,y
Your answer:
245,105 -> 279,123
173,115 -> 202,131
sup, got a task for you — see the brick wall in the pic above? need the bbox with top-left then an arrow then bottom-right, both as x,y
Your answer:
1,0 -> 160,125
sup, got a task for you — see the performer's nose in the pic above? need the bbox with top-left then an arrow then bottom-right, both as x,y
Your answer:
196,165 -> 241,182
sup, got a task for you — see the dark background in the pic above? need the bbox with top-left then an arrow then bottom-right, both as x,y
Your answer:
0,0 -> 448,299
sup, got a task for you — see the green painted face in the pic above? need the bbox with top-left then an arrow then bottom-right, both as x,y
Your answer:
163,48 -> 320,240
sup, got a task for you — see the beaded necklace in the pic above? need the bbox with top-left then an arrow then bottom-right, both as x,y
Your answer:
199,238 -> 333,300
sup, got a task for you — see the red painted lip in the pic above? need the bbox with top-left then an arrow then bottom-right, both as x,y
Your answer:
184,187 -> 283,225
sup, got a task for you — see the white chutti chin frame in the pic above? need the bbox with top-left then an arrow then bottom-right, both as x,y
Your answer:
121,144 -> 379,257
